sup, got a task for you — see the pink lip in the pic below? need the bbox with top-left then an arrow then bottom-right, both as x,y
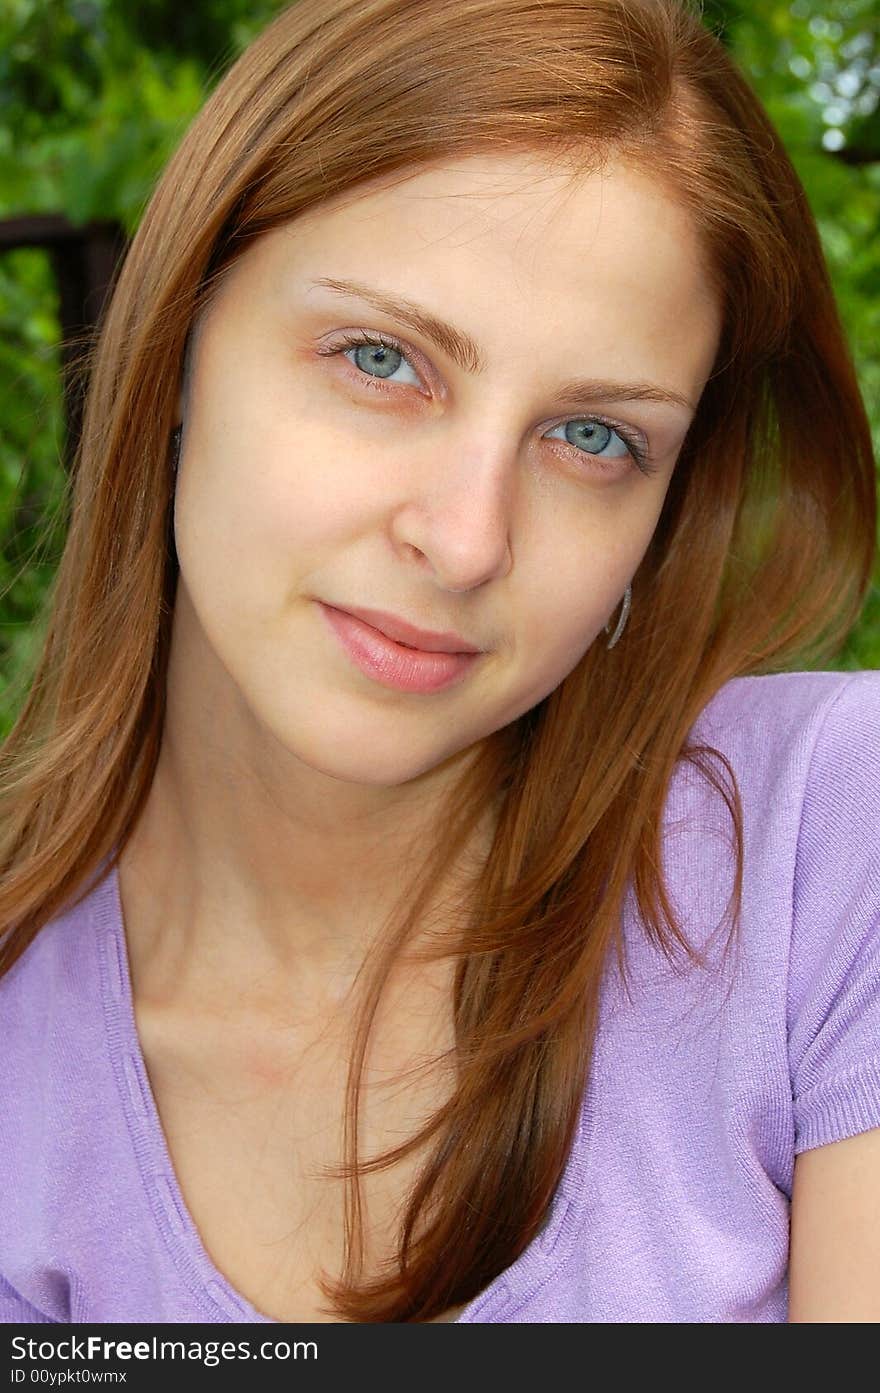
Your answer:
323,603 -> 482,655
318,603 -> 483,694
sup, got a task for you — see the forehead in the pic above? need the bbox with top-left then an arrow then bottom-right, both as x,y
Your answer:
277,149 -> 712,289
212,150 -> 722,399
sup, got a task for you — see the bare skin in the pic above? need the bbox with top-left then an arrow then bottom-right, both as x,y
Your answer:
118,148 -> 722,1321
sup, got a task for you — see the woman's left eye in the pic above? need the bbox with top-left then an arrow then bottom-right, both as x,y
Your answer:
544,418 -> 636,464
321,331 -> 655,474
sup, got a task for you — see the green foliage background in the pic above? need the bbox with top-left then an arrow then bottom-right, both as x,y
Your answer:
1,0 -> 878,739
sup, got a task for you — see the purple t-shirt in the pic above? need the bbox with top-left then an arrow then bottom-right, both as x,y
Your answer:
2,667 -> 880,1324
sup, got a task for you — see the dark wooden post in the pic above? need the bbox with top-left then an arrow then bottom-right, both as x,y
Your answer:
0,215 -> 128,469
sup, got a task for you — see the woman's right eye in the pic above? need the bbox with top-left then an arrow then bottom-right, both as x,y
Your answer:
323,332 -> 423,389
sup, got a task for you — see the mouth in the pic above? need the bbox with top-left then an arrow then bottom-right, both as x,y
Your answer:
317,602 -> 483,694
321,602 -> 482,655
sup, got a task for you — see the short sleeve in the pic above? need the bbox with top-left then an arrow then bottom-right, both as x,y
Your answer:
0,1272 -> 56,1323
788,669 -> 880,1155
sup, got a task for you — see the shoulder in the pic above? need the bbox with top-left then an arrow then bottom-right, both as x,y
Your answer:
650,670 -> 879,980
0,867 -> 117,1321
691,667 -> 878,752
0,866 -> 111,1142
0,876 -> 100,1024
760,673 -> 880,1151
682,668 -> 880,821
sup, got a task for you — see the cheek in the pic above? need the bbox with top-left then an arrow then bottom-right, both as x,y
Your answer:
523,582 -> 602,674
511,495 -> 661,682
179,416 -> 357,580
180,321 -> 349,549
494,557 -> 610,713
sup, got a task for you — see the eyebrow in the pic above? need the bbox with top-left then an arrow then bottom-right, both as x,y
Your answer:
309,275 -> 697,415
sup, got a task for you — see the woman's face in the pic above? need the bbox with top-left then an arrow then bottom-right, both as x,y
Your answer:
173,150 -> 721,790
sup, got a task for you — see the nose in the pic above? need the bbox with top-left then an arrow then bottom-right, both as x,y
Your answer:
390,439 -> 515,591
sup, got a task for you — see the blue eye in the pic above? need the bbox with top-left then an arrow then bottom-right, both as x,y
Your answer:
545,418 -> 634,464
334,331 -> 421,386
320,329 -> 658,476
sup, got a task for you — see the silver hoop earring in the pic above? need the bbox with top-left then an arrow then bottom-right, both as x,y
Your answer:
605,583 -> 631,650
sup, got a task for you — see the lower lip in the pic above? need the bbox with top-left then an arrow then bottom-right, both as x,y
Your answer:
318,603 -> 482,693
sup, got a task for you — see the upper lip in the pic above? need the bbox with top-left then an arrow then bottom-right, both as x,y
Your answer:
323,602 -> 482,654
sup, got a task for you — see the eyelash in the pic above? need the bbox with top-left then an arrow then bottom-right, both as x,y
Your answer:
318,329 -> 659,478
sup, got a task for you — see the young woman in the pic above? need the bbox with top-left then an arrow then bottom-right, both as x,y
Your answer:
0,0 -> 877,1325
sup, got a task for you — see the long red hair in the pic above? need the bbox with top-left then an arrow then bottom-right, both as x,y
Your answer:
0,0 -> 875,1320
